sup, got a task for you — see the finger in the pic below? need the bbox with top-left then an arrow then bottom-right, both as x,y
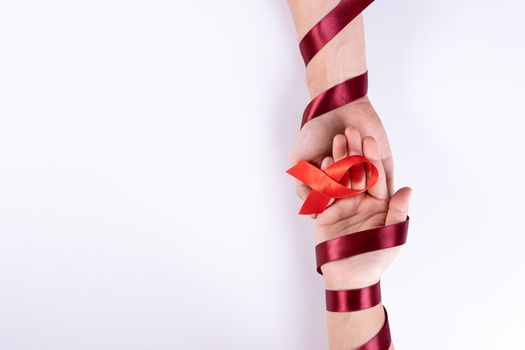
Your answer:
345,127 -> 366,190
332,134 -> 348,162
295,182 -> 311,201
321,156 -> 334,170
385,187 -> 412,225
362,136 -> 388,200
382,156 -> 395,197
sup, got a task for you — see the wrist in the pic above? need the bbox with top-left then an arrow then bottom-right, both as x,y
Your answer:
327,303 -> 386,349
323,262 -> 381,290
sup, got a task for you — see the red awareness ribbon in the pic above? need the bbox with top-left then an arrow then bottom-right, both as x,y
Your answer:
286,155 -> 378,215
292,1 -> 409,348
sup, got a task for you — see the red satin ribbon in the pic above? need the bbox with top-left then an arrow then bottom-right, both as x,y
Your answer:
316,219 -> 409,273
325,284 -> 391,350
357,308 -> 391,350
286,155 -> 378,215
294,1 -> 406,348
302,72 -> 368,127
317,219 -> 408,350
287,154 -> 408,350
299,0 -> 375,65
299,0 -> 375,128
325,281 -> 381,312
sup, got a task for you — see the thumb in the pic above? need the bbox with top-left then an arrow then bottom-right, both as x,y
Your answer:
385,187 -> 412,226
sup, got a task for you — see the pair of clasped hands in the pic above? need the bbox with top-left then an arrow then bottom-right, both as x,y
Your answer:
290,99 -> 412,292
287,1 -> 411,347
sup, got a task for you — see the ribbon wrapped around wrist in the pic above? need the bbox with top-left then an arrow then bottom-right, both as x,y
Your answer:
287,155 -> 378,215
292,0 -> 407,348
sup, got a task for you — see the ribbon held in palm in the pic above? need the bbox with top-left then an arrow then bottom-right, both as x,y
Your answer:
287,155 -> 378,215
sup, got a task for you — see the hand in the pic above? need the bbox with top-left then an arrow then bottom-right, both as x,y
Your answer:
312,127 -> 411,290
291,98 -> 395,201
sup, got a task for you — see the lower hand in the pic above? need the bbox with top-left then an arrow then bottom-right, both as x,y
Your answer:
312,127 -> 411,290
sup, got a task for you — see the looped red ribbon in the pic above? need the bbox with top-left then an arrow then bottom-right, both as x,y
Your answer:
287,155 -> 378,215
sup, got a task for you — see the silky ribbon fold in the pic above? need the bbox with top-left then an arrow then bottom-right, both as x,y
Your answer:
299,0 -> 376,128
286,155 -> 378,215
291,0 -> 406,349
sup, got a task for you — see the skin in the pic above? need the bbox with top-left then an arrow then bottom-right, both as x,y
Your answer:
315,128 -> 410,350
287,1 -> 409,348
288,0 -> 395,199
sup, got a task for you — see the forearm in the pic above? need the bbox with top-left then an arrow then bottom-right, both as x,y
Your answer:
324,277 -> 394,350
327,304 -> 388,350
315,212 -> 403,350
288,0 -> 367,97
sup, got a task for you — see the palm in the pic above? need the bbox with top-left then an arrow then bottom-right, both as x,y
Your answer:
315,191 -> 393,287
316,191 -> 389,238
291,99 -> 394,197
303,128 -> 410,288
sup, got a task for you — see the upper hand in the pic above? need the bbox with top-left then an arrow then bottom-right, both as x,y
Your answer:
291,98 -> 394,200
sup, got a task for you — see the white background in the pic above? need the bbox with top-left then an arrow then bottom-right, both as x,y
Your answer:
1,1 -> 524,349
